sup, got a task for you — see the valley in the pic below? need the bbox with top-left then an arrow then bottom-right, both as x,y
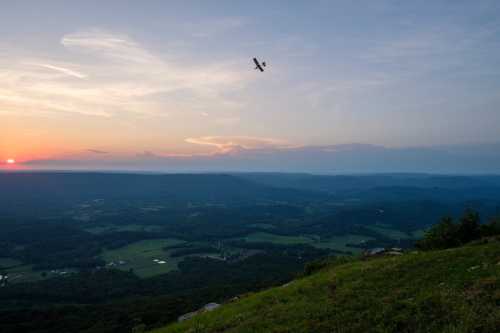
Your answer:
1,172 -> 500,332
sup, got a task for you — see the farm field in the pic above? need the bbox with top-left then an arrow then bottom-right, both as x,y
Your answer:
0,258 -> 41,283
0,259 -> 41,283
100,238 -> 186,278
0,259 -> 76,283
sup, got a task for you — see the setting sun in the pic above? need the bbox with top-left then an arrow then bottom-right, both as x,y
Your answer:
6,159 -> 15,164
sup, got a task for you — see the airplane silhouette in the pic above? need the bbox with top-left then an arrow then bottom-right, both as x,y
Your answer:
253,58 -> 266,72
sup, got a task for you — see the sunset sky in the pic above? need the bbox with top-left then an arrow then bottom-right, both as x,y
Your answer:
2,1 -> 500,172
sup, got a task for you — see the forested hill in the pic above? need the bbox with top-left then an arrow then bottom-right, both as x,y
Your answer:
237,173 -> 500,191
4,172 -> 500,218
154,238 -> 500,333
0,172 -> 325,217
0,172 -> 324,201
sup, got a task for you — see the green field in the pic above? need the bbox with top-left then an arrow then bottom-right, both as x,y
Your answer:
100,238 -> 186,278
0,258 -> 76,283
0,258 -> 42,283
5,265 -> 47,283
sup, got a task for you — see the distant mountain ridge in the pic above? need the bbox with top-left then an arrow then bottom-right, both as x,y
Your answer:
20,142 -> 500,173
237,173 -> 500,192
3,172 -> 500,218
0,172 -> 324,217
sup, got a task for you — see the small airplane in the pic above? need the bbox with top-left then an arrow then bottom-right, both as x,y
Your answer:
253,58 -> 266,72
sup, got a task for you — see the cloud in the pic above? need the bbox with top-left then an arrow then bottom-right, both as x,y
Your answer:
87,149 -> 108,154
0,29 -> 251,118
61,30 -> 160,65
185,136 -> 290,153
62,32 -> 135,50
136,150 -> 161,159
31,63 -> 87,79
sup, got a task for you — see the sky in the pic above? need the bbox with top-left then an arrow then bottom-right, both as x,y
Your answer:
2,1 -> 500,173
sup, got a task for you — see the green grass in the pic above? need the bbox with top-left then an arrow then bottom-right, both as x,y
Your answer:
153,239 -> 500,333
100,239 -> 185,278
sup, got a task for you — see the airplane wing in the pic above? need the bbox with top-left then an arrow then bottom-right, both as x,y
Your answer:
253,58 -> 264,72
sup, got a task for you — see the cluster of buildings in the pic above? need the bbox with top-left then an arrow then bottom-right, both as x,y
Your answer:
0,274 -> 8,287
50,269 -> 69,275
106,260 -> 127,267
153,258 -> 167,265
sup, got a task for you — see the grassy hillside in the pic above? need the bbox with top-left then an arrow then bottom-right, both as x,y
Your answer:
153,239 -> 500,333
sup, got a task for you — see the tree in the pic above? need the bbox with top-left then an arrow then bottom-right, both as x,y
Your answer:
416,216 -> 460,250
480,216 -> 500,237
457,209 -> 480,244
416,210 -> 498,251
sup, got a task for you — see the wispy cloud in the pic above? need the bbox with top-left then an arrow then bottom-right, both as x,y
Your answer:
30,63 -> 87,79
185,136 -> 290,153
61,30 -> 160,65
136,151 -> 161,159
0,29 -> 252,118
87,149 -> 108,154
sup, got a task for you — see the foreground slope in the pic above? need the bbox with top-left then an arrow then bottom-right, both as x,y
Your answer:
154,239 -> 500,333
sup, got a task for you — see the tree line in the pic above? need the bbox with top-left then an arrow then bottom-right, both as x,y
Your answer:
416,210 -> 500,250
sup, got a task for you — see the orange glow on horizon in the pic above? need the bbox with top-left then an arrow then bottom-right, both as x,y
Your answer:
1,158 -> 25,170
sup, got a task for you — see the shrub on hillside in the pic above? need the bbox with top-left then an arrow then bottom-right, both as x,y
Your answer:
416,210 -> 500,250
